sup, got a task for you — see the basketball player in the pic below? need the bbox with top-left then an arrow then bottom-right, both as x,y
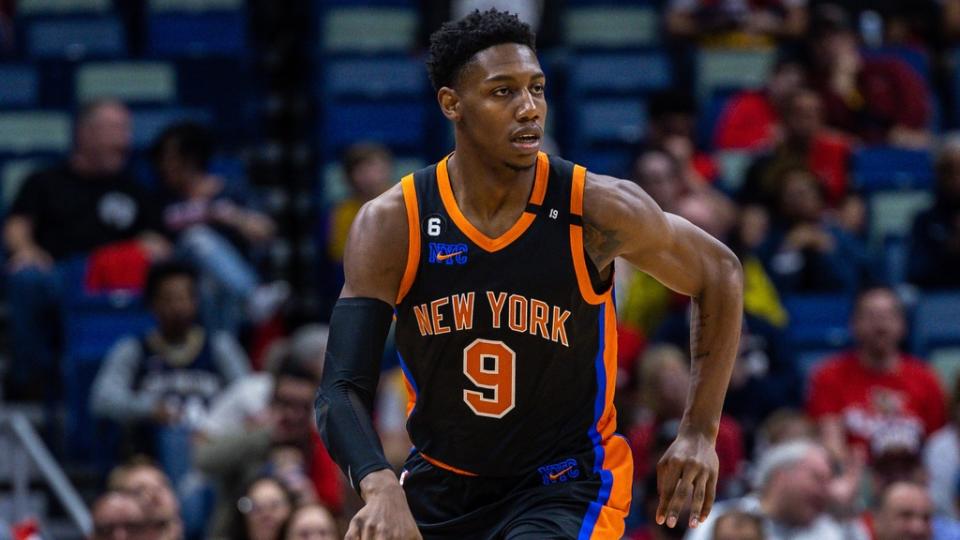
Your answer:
316,9 -> 743,539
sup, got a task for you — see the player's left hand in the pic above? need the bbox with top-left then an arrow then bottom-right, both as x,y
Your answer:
655,430 -> 719,530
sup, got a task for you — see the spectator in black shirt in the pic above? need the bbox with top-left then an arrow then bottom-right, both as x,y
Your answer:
2,99 -> 168,400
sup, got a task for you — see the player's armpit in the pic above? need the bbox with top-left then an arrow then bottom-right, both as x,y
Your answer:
341,182 -> 410,304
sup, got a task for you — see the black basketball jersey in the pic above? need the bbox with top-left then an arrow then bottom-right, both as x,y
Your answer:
393,152 -> 622,478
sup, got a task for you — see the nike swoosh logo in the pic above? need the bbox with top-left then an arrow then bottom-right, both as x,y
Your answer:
549,466 -> 574,481
436,250 -> 464,262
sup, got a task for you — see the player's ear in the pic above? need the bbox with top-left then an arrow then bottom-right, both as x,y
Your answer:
438,87 -> 461,122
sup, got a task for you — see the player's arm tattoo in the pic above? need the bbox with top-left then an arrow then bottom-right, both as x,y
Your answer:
582,222 -> 621,272
690,306 -> 711,360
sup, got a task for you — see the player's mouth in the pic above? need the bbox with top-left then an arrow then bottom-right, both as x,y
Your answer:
510,128 -> 542,153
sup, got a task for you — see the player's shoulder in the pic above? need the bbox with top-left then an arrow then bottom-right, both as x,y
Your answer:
580,168 -> 667,239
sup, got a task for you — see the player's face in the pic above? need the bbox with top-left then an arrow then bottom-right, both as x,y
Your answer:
450,43 -> 546,170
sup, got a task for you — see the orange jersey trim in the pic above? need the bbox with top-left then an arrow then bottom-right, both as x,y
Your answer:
436,152 -> 549,253
589,436 -> 634,539
419,451 -> 479,477
396,174 -> 420,304
569,165 -> 610,305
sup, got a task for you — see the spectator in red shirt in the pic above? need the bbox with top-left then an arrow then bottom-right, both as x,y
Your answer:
714,58 -> 806,151
740,88 -> 853,211
626,345 -> 744,491
809,5 -> 931,148
806,286 -> 947,463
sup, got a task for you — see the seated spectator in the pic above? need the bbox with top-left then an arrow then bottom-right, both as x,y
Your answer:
809,5 -> 931,147
740,88 -> 853,210
807,287 -> 947,463
196,356 -> 339,537
230,476 -> 293,540
90,261 -> 249,449
108,458 -> 184,540
923,374 -> 960,518
665,0 -> 809,47
3,99 -> 168,400
713,511 -> 765,540
281,503 -> 338,540
754,167 -> 871,293
626,346 -> 745,493
326,142 -> 394,264
714,59 -> 806,151
908,137 -> 960,289
685,440 -> 867,540
90,491 -> 150,540
91,260 -> 249,538
201,324 -> 328,438
151,122 -> 287,333
870,482 -> 933,540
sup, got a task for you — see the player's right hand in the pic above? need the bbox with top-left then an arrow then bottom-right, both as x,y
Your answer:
349,470 -> 422,540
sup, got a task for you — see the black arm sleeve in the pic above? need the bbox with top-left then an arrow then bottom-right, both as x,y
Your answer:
315,297 -> 395,493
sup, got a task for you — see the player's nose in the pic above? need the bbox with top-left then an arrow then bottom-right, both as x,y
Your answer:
515,89 -> 540,121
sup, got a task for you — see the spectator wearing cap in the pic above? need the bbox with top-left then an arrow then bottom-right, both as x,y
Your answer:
908,137 -> 960,289
684,440 -> 868,540
807,287 -> 946,463
809,4 -> 931,147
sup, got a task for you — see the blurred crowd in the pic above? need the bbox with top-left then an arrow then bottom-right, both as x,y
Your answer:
5,0 -> 960,539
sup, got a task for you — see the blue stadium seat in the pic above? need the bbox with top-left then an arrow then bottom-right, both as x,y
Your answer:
75,61 -> 177,104
882,236 -> 909,285
0,111 -> 71,154
564,6 -> 658,48
323,101 -> 426,153
25,16 -> 126,59
147,10 -> 246,57
911,292 -> 960,356
797,349 -> 838,380
131,107 -> 213,149
576,150 -> 633,179
784,295 -> 854,350
18,0 -> 109,16
577,99 -> 646,146
320,7 -> 416,53
853,146 -> 934,192
0,65 -> 39,108
568,51 -> 672,96
323,56 -> 428,100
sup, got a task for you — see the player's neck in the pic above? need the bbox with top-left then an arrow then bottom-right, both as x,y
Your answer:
446,146 -> 536,222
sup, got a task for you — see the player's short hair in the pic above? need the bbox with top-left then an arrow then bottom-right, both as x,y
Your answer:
426,8 -> 536,91
150,121 -> 214,172
144,259 -> 197,304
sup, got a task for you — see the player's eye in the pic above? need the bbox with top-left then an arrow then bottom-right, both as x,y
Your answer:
531,83 -> 545,95
493,87 -> 511,97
